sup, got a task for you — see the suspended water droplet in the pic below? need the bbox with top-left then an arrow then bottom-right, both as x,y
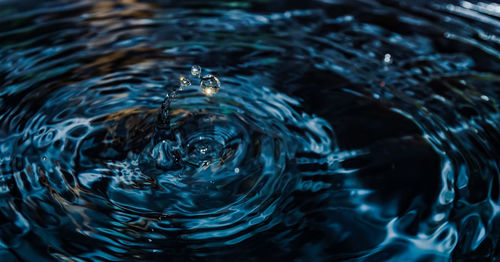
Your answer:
191,65 -> 202,77
200,74 -> 220,96
383,53 -> 392,64
179,75 -> 191,89
42,156 -> 47,161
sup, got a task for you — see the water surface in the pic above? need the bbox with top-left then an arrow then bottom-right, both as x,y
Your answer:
0,0 -> 499,261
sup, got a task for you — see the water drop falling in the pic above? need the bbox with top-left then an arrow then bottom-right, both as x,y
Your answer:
191,65 -> 202,77
200,74 -> 221,96
179,75 -> 191,89
383,53 -> 392,64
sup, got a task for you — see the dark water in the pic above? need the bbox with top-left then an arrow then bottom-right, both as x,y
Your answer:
0,0 -> 499,261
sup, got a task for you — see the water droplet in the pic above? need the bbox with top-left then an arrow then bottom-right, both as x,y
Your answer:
42,156 -> 47,161
200,74 -> 220,96
383,53 -> 392,64
191,65 -> 202,77
179,75 -> 191,89
480,95 -> 490,101
148,239 -> 152,242
234,168 -> 240,174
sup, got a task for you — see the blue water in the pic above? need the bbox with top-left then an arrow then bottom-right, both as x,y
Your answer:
0,0 -> 499,261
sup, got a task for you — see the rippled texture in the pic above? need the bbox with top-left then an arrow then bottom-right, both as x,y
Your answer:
0,0 -> 499,261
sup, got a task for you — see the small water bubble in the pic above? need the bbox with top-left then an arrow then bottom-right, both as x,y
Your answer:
191,65 -> 202,77
42,156 -> 47,161
234,168 -> 240,174
383,53 -> 392,64
148,239 -> 152,243
179,75 -> 191,89
200,74 -> 221,96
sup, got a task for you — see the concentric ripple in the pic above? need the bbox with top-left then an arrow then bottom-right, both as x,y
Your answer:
95,75 -> 335,239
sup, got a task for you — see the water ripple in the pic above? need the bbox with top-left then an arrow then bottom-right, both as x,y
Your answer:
0,0 -> 499,261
